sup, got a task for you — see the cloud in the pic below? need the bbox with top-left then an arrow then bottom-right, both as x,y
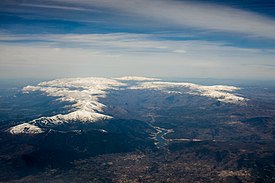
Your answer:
11,0 -> 275,39
19,3 -> 100,12
0,32 -> 269,54
0,32 -> 275,79
25,0 -> 275,39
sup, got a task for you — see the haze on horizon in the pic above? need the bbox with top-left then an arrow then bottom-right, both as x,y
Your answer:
0,0 -> 275,80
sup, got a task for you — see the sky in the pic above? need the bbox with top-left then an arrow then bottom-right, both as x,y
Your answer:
0,0 -> 275,80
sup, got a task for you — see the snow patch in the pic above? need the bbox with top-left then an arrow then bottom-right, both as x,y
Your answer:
115,76 -> 160,81
11,78 -> 124,135
21,77 -> 125,126
129,81 -> 246,104
9,123 -> 43,134
9,77 -> 247,135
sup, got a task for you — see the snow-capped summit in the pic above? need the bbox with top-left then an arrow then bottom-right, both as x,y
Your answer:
30,110 -> 112,126
115,76 -> 160,81
129,81 -> 246,104
9,123 -> 43,134
9,76 -> 247,134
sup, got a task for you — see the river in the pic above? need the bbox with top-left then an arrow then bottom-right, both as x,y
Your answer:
153,126 -> 173,148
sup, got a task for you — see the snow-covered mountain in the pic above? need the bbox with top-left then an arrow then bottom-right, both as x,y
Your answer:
9,76 -> 247,134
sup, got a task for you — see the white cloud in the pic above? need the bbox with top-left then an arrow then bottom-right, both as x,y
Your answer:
19,3 -> 100,12
0,32 -> 268,54
47,0 -> 275,39
0,33 -> 275,79
4,0 -> 275,38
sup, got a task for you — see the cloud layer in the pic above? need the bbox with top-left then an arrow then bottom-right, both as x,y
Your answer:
1,32 -> 274,79
4,0 -> 275,39
0,1 -> 275,80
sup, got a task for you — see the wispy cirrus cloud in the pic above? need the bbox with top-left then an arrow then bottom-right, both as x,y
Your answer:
0,32 -> 270,54
19,3 -> 100,12
0,32 -> 274,79
5,0 -> 275,39
0,1 -> 275,79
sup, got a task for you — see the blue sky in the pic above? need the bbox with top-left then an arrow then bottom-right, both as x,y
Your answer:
0,0 -> 275,79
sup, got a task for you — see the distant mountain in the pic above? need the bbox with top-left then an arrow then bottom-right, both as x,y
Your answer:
8,76 -> 246,134
1,77 -> 274,182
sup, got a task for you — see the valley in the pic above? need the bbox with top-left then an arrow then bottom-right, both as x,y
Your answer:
0,77 -> 274,182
